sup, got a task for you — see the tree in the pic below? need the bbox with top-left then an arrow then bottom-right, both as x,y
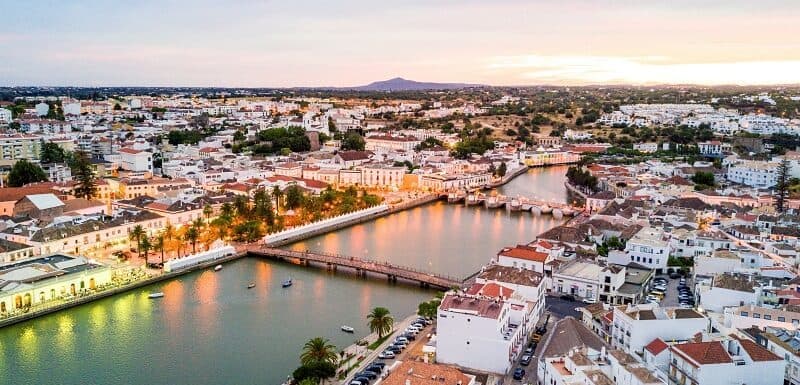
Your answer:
139,235 -> 152,263
341,132 -> 366,151
253,189 -> 275,225
154,233 -> 166,264
113,103 -> 122,111
129,225 -> 145,256
272,186 -> 284,214
72,151 -> 97,199
292,362 -> 337,385
203,204 -> 213,223
497,162 -> 507,177
367,307 -> 394,339
284,185 -> 305,210
184,226 -> 199,254
40,142 -> 67,163
299,337 -> 339,367
691,171 -> 715,189
7,159 -> 47,187
776,158 -> 791,213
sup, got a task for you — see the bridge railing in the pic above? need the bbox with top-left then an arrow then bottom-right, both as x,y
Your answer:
262,247 -> 465,284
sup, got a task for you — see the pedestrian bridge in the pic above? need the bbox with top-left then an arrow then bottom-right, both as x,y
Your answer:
240,245 -> 465,290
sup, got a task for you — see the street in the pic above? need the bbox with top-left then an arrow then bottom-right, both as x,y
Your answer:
500,295 -> 582,385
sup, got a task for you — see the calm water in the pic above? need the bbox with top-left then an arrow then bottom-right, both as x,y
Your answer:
288,166 -> 569,278
0,167 -> 568,385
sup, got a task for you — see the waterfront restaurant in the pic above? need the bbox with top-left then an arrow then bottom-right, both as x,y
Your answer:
0,254 -> 113,315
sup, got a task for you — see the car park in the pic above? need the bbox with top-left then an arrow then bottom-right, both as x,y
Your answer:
513,368 -> 526,380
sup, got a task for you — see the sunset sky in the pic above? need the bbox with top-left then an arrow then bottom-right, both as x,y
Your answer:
2,0 -> 799,87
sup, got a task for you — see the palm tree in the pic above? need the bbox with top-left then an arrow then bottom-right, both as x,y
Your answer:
203,204 -> 213,224
129,225 -> 145,256
299,337 -> 338,367
154,234 -> 166,264
139,235 -> 152,265
367,307 -> 394,339
184,226 -> 199,254
272,185 -> 283,213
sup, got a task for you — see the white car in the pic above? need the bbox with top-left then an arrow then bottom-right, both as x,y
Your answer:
378,351 -> 395,359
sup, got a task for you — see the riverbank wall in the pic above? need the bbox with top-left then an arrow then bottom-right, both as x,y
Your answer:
487,165 -> 529,189
266,195 -> 440,248
0,196 -> 443,329
0,251 -> 245,329
564,181 -> 589,200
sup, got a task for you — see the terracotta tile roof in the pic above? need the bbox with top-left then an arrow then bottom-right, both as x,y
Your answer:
644,338 -> 669,355
0,186 -> 57,202
381,361 -> 471,385
466,282 -> 515,299
440,294 -> 503,319
734,336 -> 782,362
118,147 -> 143,154
498,245 -> 549,263
672,341 -> 732,366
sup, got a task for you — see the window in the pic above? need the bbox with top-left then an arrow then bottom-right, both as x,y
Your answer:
764,315 -> 772,320
778,317 -> 786,322
741,312 -> 749,317
753,313 -> 761,319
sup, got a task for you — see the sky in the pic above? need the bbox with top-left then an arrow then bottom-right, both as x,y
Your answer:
1,0 -> 799,87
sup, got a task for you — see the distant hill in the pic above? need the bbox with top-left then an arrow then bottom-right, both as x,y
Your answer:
352,77 -> 484,91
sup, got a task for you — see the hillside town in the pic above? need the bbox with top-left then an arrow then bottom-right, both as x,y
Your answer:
2,87 -> 800,385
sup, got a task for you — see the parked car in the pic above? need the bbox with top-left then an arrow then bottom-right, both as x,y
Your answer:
513,368 -> 526,380
560,294 -> 576,301
349,381 -> 363,385
354,376 -> 372,384
582,297 -> 597,304
524,347 -> 534,355
358,371 -> 378,380
520,354 -> 532,366
378,351 -> 396,359
369,362 -> 386,370
669,272 -> 682,279
402,332 -> 416,341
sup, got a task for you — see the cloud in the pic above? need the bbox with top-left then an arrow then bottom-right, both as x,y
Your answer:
488,55 -> 800,85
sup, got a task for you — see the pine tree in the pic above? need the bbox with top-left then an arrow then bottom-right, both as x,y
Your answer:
72,151 -> 97,199
7,159 -> 48,187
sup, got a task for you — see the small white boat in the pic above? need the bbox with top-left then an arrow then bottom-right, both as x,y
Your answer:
148,292 -> 164,299
247,283 -> 256,289
214,265 -> 222,271
341,325 -> 355,333
282,278 -> 293,288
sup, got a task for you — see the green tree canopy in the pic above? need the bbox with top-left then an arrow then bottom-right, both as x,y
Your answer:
7,159 -> 48,187
367,307 -> 394,339
341,132 -> 366,151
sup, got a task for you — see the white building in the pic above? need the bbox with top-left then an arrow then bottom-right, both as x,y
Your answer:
0,108 -> 12,124
697,274 -> 762,313
634,142 -> 659,153
669,337 -> 784,385
726,159 -> 779,188
612,304 -> 708,356
609,227 -> 671,273
437,289 -> 535,374
118,147 -> 153,173
34,102 -> 49,117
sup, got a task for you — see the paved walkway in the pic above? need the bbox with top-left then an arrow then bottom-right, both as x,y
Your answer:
339,314 -> 419,384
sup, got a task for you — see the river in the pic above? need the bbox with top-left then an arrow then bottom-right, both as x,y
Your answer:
0,166 -> 569,385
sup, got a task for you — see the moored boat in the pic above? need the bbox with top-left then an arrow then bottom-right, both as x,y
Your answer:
148,292 -> 164,299
509,198 -> 522,211
540,205 -> 553,214
466,194 -> 480,206
247,283 -> 256,289
282,278 -> 293,288
562,207 -> 575,217
447,191 -> 466,203
485,196 -> 505,209
341,325 -> 355,333
214,264 -> 222,271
